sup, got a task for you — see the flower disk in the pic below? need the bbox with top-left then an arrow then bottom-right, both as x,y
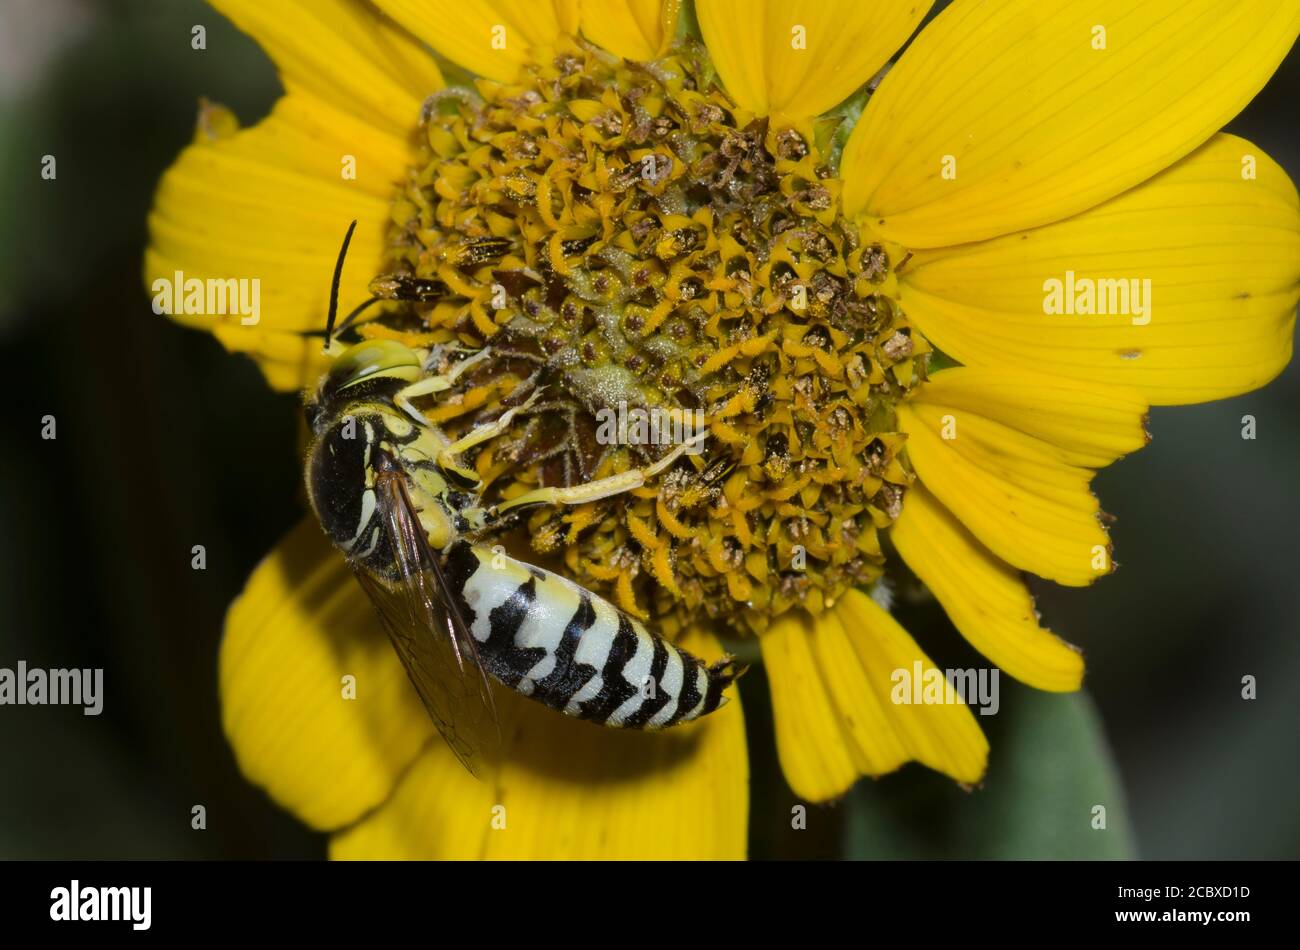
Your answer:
382,38 -> 929,635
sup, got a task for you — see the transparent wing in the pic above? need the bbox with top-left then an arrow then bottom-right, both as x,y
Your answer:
353,471 -> 502,778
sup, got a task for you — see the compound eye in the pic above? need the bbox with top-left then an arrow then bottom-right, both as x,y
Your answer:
328,339 -> 421,389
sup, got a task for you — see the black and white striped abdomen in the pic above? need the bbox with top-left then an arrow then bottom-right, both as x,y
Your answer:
441,542 -> 739,728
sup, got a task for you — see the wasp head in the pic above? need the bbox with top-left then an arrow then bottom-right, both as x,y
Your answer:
306,338 -> 424,435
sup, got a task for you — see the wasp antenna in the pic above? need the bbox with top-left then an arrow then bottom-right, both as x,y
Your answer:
335,294 -> 384,338
325,219 -> 359,348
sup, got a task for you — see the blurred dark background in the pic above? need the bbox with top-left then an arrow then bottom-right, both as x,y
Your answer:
0,0 -> 1295,859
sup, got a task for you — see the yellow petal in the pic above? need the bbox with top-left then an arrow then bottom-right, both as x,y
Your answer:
221,519 -> 434,831
761,599 -> 987,802
146,93 -> 404,391
331,627 -> 747,858
212,0 -> 442,135
893,484 -> 1085,692
760,611 -> 861,800
148,0 -> 441,391
696,0 -> 931,118
836,592 -> 988,784
910,367 -> 1149,469
210,324 -> 336,394
842,0 -> 1300,247
898,394 -> 1113,588
581,0 -> 675,60
374,0 -> 580,82
899,134 -> 1300,405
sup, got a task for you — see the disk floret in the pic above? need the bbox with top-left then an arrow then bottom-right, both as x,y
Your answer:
383,39 -> 926,634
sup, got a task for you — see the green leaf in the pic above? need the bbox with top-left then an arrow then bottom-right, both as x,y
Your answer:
844,687 -> 1136,859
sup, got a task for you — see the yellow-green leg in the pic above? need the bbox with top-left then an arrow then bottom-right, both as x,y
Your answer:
437,388 -> 543,476
394,347 -> 493,424
492,430 -> 706,517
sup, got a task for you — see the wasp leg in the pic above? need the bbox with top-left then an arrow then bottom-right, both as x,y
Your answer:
491,429 -> 707,518
394,347 -> 493,424
436,387 -> 543,478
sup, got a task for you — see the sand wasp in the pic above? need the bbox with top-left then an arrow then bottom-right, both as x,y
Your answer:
304,223 -> 741,775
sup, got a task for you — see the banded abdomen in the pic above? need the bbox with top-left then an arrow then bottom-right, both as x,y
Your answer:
441,542 -> 739,728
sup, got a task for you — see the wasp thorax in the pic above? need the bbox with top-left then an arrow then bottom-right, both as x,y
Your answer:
381,38 -> 925,634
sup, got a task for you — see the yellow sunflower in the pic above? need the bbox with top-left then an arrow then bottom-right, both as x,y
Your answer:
147,0 -> 1300,858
